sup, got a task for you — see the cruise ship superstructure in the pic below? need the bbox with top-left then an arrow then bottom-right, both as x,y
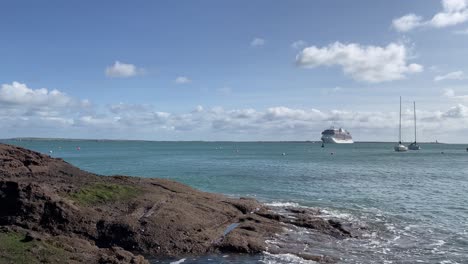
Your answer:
321,127 -> 354,144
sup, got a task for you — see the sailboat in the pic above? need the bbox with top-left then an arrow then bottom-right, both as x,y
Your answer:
408,101 -> 421,150
394,96 -> 408,152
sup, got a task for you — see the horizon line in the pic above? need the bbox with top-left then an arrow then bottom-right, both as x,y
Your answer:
0,137 -> 461,144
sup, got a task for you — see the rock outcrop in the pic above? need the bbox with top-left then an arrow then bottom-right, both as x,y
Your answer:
0,143 -> 355,263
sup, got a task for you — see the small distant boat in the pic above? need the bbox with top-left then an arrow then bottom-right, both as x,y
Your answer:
394,96 -> 408,152
321,127 -> 354,144
408,101 -> 420,150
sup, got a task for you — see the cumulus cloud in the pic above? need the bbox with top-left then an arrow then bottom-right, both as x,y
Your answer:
434,71 -> 466,81
0,82 -> 93,137
0,82 -> 91,114
432,0 -> 468,27
443,88 -> 468,101
175,76 -> 191,84
295,42 -> 423,83
442,104 -> 468,118
250,38 -> 265,47
392,14 -> 424,32
291,40 -> 307,49
105,61 -> 142,78
0,82 -> 72,107
393,0 -> 468,32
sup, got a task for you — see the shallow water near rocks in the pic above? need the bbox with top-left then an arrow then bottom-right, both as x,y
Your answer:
3,140 -> 467,263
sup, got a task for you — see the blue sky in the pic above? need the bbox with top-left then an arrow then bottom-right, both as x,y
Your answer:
1,0 -> 468,142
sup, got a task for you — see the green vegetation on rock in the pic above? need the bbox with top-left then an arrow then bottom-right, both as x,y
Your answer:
0,231 -> 68,264
69,183 -> 140,205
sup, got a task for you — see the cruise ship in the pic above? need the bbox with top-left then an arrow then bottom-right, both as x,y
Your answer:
321,127 -> 354,144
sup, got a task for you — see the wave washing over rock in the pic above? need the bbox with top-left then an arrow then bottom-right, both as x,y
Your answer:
0,143 -> 361,263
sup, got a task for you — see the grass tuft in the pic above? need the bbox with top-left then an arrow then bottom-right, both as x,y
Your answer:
69,183 -> 140,205
0,231 -> 68,264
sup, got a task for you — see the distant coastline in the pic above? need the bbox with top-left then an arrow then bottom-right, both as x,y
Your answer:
0,137 -> 455,144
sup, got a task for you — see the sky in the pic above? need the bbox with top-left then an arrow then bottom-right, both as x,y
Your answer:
1,0 -> 468,142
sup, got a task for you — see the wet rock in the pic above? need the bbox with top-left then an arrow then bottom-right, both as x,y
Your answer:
99,247 -> 149,264
289,214 -> 353,238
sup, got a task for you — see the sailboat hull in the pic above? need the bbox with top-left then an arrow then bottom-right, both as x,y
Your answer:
409,101 -> 420,150
395,97 -> 407,152
394,144 -> 408,152
408,142 -> 421,150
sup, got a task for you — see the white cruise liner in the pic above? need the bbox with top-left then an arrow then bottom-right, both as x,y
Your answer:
321,127 -> 354,144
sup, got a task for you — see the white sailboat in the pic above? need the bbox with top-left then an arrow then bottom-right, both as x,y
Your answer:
394,96 -> 408,152
408,101 -> 421,150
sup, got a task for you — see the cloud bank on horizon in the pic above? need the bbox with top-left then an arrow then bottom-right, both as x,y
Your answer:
1,0 -> 468,142
1,81 -> 468,142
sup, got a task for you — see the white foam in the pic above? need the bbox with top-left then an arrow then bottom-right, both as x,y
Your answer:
265,202 -> 300,207
170,258 -> 186,264
261,252 -> 319,264
385,223 -> 396,231
320,209 -> 353,220
265,239 -> 280,245
432,240 -> 446,247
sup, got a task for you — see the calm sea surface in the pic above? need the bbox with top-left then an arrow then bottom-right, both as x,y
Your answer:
2,140 -> 467,264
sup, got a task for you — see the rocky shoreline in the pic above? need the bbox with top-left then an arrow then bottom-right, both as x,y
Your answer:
0,143 -> 357,263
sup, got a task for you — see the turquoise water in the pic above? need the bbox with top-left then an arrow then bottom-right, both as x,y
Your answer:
2,140 -> 468,264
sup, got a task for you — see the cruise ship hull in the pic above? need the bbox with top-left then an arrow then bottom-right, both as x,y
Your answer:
321,136 -> 354,144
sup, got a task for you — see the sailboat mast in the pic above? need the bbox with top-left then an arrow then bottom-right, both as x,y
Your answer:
399,96 -> 402,144
413,101 -> 417,143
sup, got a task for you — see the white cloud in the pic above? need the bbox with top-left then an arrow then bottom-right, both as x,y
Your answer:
92,104 -> 468,139
444,88 -> 456,97
1,93 -> 468,141
443,88 -> 468,101
295,42 -> 423,83
0,82 -> 72,107
2,82 -> 468,142
193,105 -> 204,113
0,82 -> 93,136
434,71 -> 466,81
392,14 -> 424,32
432,0 -> 468,27
105,61 -> 142,78
442,104 -> 468,118
251,38 -> 265,47
393,0 -> 468,32
291,40 -> 307,49
175,76 -> 191,84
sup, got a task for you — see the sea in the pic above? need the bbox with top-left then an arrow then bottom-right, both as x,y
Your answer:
2,140 -> 467,264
